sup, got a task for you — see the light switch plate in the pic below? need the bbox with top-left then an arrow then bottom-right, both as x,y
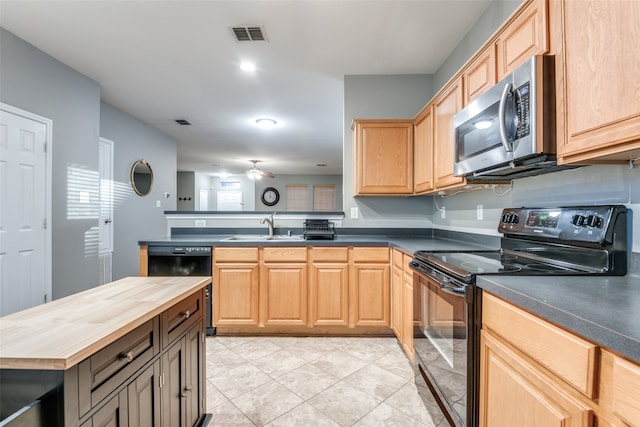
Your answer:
351,207 -> 359,219
440,206 -> 446,219
477,204 -> 483,220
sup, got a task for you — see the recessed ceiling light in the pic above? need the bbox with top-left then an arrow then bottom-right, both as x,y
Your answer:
240,62 -> 256,72
256,118 -> 276,130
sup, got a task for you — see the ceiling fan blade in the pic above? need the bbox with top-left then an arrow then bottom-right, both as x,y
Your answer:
259,170 -> 275,178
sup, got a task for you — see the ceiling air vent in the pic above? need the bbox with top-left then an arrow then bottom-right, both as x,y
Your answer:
175,119 -> 192,126
231,26 -> 267,42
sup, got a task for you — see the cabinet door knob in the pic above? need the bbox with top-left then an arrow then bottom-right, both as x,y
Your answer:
183,310 -> 191,319
104,218 -> 112,224
181,386 -> 192,398
121,351 -> 134,363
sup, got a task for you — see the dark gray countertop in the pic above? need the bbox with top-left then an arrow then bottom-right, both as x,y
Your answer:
138,232 -> 497,253
138,231 -> 640,363
477,274 -> 640,363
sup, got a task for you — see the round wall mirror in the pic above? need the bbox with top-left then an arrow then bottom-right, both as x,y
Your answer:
130,159 -> 154,196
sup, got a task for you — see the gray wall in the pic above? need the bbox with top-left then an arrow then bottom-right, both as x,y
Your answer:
433,0 -> 521,91
343,75 -> 435,227
0,28 -> 101,298
100,103 -> 177,279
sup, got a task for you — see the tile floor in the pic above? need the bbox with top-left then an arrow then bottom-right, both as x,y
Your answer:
205,336 -> 445,426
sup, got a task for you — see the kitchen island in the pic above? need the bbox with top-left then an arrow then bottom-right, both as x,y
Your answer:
0,276 -> 211,426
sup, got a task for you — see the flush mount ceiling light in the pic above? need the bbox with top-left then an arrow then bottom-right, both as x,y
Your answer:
240,62 -> 256,72
256,118 -> 277,130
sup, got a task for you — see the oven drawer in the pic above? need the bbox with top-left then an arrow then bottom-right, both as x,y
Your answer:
161,289 -> 203,348
482,292 -> 597,398
78,318 -> 159,417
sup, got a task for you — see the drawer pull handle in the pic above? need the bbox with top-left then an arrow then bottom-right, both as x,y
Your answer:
121,351 -> 134,363
183,310 -> 191,319
181,386 -> 192,398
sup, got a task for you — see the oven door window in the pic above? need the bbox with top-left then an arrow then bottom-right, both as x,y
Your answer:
415,275 -> 468,424
419,277 -> 467,367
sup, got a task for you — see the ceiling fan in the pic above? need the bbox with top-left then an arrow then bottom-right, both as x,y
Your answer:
246,160 -> 274,180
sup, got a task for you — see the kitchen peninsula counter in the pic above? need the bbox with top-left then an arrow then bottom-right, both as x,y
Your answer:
0,276 -> 211,370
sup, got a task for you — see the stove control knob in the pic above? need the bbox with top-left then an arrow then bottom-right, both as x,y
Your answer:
571,215 -> 586,226
587,215 -> 603,228
511,214 -> 519,224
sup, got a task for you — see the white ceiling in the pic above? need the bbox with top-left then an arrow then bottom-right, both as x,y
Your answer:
0,0 -> 491,177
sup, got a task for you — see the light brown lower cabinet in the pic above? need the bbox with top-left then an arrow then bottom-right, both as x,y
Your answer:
400,253 -> 414,359
261,262 -> 308,326
213,248 -> 260,326
214,246 -> 390,332
309,248 -> 349,327
350,248 -> 390,328
481,291 -> 640,427
480,330 -> 592,427
391,249 -> 414,360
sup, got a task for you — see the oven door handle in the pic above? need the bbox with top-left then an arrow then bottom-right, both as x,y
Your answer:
440,283 -> 466,296
415,267 -> 467,296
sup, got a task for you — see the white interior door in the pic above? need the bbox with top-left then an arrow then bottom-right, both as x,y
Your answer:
99,137 -> 114,254
0,104 -> 52,316
217,190 -> 243,210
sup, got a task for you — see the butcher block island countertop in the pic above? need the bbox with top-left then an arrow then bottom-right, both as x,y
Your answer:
0,276 -> 211,370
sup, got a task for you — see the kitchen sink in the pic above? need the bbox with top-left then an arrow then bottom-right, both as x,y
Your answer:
222,235 -> 305,241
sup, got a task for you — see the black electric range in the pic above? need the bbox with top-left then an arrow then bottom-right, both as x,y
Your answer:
410,205 -> 628,427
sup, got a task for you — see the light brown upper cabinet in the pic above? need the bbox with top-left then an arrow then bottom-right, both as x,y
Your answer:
353,119 -> 414,195
433,77 -> 466,191
464,44 -> 497,105
553,0 -> 640,165
496,0 -> 549,80
413,105 -> 434,194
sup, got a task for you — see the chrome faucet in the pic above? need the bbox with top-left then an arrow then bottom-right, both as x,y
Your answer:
260,213 -> 275,238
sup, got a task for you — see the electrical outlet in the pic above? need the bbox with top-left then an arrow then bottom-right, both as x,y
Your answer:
156,200 -> 161,208
351,207 -> 359,219
195,220 -> 206,227
440,206 -> 446,219
477,204 -> 484,220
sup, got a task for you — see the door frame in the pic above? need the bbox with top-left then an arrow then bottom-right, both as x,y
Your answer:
1,102 -> 53,302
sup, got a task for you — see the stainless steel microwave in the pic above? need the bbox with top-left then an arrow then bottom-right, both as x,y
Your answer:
454,55 -> 571,181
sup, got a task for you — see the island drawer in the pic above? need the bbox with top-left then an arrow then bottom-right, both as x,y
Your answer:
78,317 -> 159,417
161,289 -> 203,347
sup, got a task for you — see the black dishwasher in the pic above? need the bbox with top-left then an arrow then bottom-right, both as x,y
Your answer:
147,246 -> 215,336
